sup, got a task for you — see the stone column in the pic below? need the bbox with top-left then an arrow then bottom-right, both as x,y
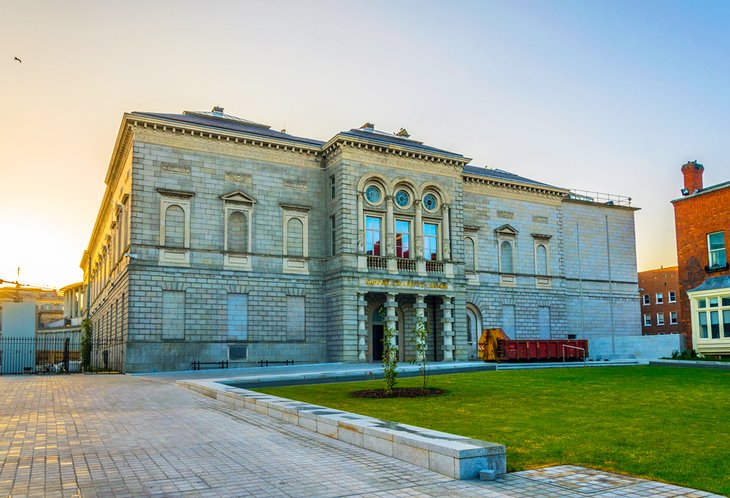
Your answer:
415,294 -> 427,362
356,192 -> 364,254
385,293 -> 398,357
442,296 -> 455,361
442,204 -> 451,261
357,292 -> 367,362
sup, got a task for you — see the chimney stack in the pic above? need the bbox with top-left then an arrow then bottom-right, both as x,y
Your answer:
681,160 -> 704,195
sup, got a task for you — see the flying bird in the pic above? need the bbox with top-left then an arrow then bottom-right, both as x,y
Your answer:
14,57 -> 22,63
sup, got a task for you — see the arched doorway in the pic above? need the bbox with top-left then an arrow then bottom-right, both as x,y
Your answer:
370,305 -> 405,362
466,304 -> 483,360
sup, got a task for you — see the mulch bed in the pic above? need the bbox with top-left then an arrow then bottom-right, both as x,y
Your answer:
350,387 -> 445,399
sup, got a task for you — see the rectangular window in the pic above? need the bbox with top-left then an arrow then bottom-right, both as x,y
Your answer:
655,293 -> 663,304
502,305 -> 516,338
286,296 -> 305,341
710,311 -> 720,339
227,294 -> 248,340
642,294 -> 650,306
668,291 -> 676,303
365,216 -> 382,256
699,312 -> 708,338
424,223 -> 439,261
657,312 -> 665,326
643,314 -> 651,327
670,311 -> 678,325
708,231 -> 727,268
723,310 -> 730,338
709,297 -> 719,308
330,215 -> 336,256
162,291 -> 185,340
330,175 -> 336,199
395,220 -> 411,258
698,299 -> 706,309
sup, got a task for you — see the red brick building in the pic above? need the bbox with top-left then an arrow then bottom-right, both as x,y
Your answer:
638,266 -> 680,336
672,161 -> 730,356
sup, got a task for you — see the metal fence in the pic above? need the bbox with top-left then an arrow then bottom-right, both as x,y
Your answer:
0,336 -> 124,374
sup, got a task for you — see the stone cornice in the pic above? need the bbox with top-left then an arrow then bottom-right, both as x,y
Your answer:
462,172 -> 569,200
127,114 -> 322,157
322,133 -> 471,169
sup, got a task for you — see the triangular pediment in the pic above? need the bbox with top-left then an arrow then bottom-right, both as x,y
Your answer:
495,224 -> 518,236
221,190 -> 256,204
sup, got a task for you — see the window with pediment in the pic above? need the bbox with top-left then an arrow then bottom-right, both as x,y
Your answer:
496,224 -> 517,286
532,233 -> 552,288
221,190 -> 256,271
282,205 -> 310,274
158,188 -> 194,266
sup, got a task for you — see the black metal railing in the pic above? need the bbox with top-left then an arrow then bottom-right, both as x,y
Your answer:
0,335 -> 124,374
0,336 -> 80,374
89,338 -> 125,373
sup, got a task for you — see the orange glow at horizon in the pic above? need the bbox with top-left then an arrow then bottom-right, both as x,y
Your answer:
3,0 -> 728,288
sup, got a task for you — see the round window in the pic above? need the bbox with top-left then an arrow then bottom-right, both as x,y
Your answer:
423,193 -> 439,212
394,190 -> 410,208
365,185 -> 382,204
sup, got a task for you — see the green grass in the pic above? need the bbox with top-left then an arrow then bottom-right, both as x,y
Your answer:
256,366 -> 730,495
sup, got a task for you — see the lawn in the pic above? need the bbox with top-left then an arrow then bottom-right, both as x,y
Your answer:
256,366 -> 730,495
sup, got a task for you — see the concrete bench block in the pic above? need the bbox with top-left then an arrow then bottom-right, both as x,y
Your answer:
178,380 -> 508,481
337,422 -> 364,446
363,434 -> 394,457
394,443 -> 429,468
316,419 -> 338,438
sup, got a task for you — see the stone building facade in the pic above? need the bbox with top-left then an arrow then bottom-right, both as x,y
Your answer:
673,161 -> 730,356
638,267 -> 681,336
82,108 -> 641,372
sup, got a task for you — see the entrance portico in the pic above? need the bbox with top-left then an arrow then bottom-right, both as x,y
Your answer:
357,284 -> 458,363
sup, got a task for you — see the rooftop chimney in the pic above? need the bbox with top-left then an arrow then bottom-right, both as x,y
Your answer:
212,106 -> 224,114
360,122 -> 375,132
681,160 -> 704,195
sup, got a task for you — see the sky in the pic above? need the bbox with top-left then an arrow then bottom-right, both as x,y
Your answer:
1,0 -> 729,289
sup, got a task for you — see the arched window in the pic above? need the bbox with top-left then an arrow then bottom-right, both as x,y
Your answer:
465,237 -> 476,271
227,211 -> 248,253
536,244 -> 548,275
287,217 -> 304,257
500,241 -> 513,273
164,205 -> 185,248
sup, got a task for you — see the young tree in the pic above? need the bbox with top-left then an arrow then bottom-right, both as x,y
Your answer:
413,315 -> 429,388
380,308 -> 398,394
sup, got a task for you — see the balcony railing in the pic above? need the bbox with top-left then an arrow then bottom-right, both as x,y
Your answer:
426,261 -> 444,273
367,256 -> 387,270
396,258 -> 417,272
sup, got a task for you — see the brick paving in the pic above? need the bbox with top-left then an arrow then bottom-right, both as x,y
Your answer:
0,375 -> 721,497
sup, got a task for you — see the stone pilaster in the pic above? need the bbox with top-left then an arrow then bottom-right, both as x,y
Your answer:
415,200 -> 426,276
356,192 -> 364,254
442,204 -> 451,261
386,196 -> 397,273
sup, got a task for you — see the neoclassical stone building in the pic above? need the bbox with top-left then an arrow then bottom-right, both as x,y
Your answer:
82,107 -> 640,372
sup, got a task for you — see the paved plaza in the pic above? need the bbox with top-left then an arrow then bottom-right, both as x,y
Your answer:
0,375 -> 720,497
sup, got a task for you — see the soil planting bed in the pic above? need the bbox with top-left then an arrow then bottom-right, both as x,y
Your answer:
351,387 -> 445,399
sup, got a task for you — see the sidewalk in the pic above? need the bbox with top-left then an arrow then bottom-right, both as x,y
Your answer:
0,372 -> 719,497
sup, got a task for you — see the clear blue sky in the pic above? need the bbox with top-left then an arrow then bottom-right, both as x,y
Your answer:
2,0 -> 729,287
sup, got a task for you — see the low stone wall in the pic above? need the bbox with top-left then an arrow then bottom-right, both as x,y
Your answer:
179,380 -> 506,480
589,334 -> 684,360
